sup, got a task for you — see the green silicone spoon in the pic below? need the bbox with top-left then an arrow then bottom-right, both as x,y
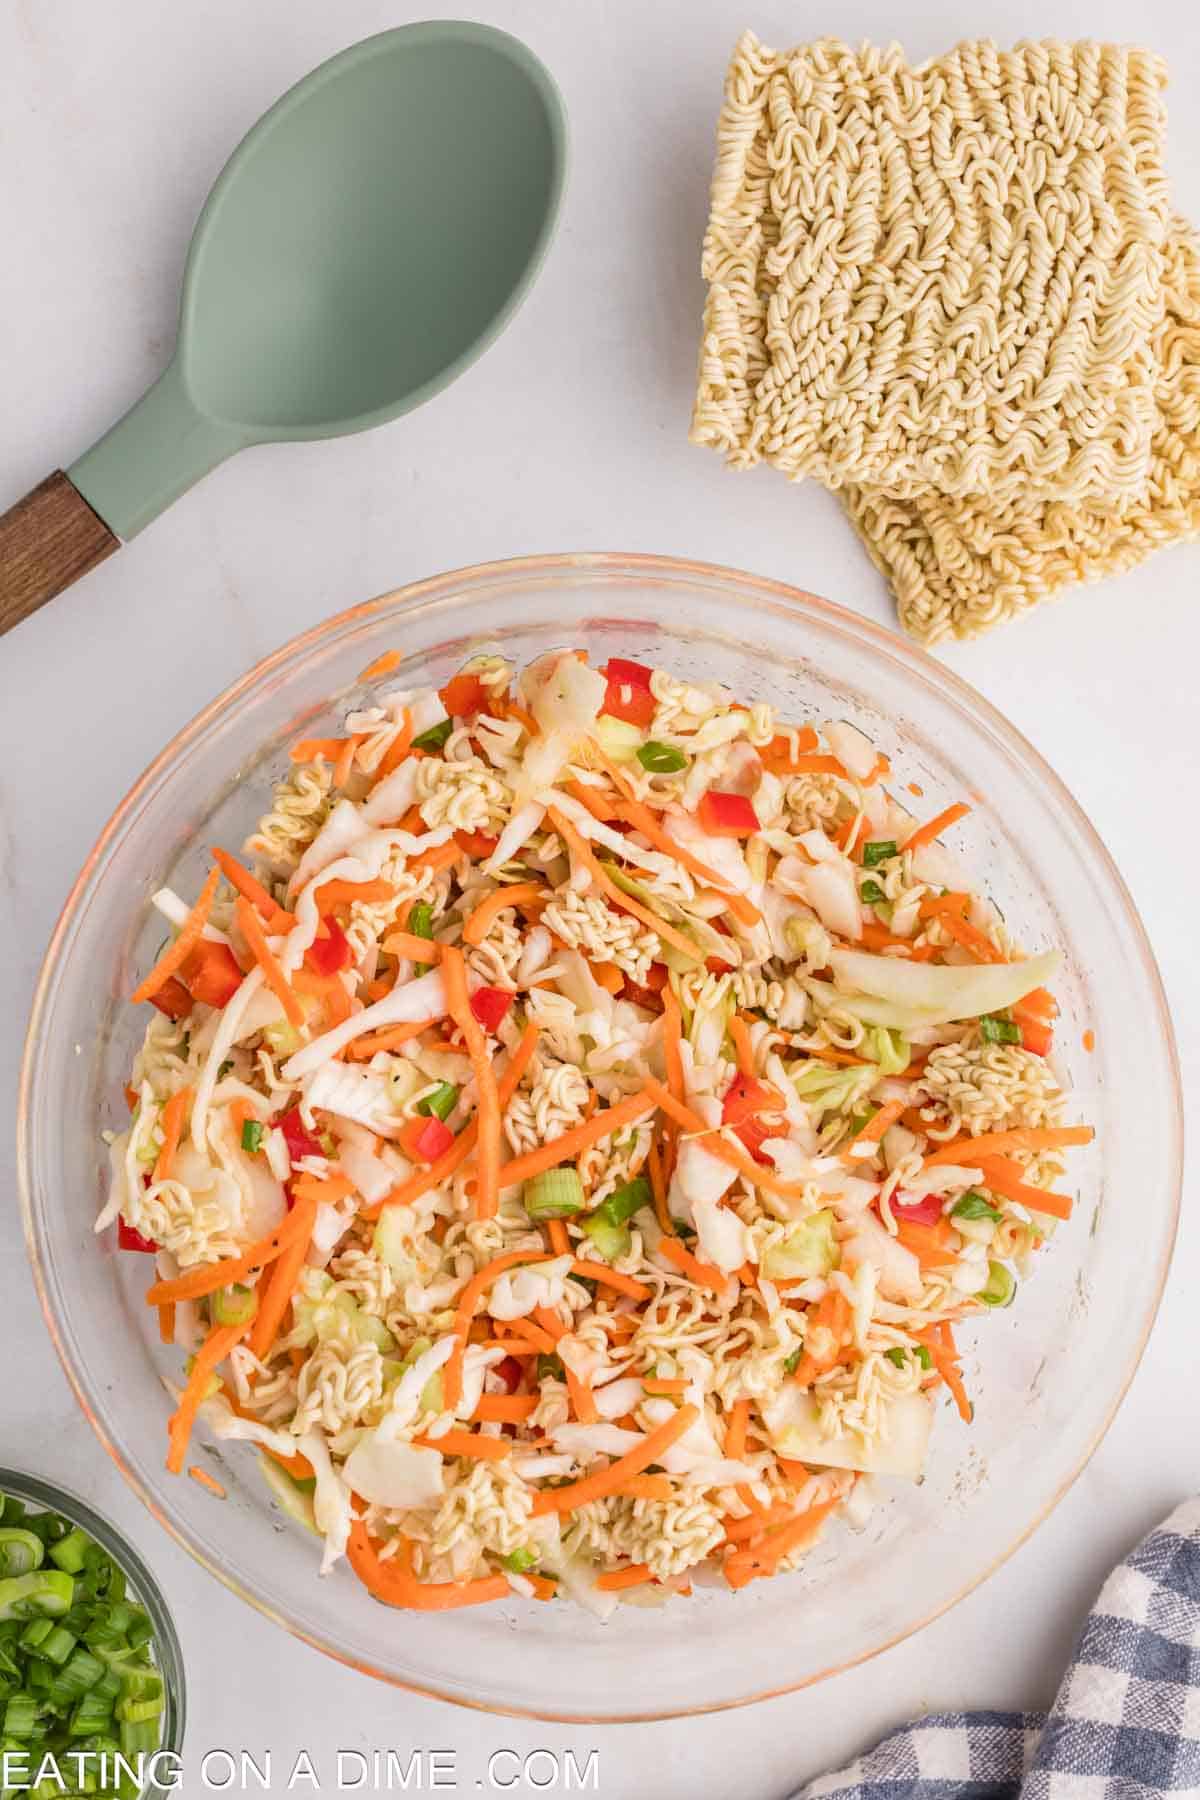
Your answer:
0,21 -> 566,634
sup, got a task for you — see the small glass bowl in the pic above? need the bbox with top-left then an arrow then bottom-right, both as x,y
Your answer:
19,554 -> 1182,1719
0,1469 -> 185,1797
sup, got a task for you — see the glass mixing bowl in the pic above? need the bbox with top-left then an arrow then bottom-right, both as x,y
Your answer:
19,554 -> 1181,1720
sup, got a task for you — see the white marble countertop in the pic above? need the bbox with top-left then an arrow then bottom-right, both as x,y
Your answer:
2,1 -> 1197,1793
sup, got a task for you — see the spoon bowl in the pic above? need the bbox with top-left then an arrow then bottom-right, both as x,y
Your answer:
0,22 -> 566,628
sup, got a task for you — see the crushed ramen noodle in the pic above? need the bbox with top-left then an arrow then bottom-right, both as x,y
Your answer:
692,34 -> 1196,641
101,648 -> 1092,1613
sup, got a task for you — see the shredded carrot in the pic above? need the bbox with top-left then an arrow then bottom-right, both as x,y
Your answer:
531,1305 -> 565,1343
530,1405 -> 699,1516
595,1564 -> 654,1592
903,801 -> 971,856
924,1126 -> 1093,1169
647,1135 -> 675,1237
499,1316 -> 558,1355
566,1367 -> 598,1424
247,1188 -> 320,1359
643,1377 -> 688,1395
546,1217 -> 571,1256
412,1430 -> 511,1462
315,877 -> 395,912
723,1502 -> 797,1542
441,944 -> 500,1220
727,1014 -> 756,1079
932,909 -> 1004,964
659,1237 -> 729,1292
565,780 -> 619,823
497,1087 -> 658,1190
152,1086 -> 192,1184
462,882 -> 546,946
445,1247 -> 561,1411
345,1018 -> 435,1061
587,958 -> 624,995
188,1466 -> 227,1499
545,808 -> 704,963
790,1291 -> 851,1386
347,1521 -> 508,1611
841,1098 -> 906,1163
894,1216 -> 961,1270
915,1324 -> 972,1423
210,848 -> 294,931
1082,1028 -> 1096,1054
976,1155 -> 1074,1220
788,1039 -> 869,1067
411,840 -> 462,873
374,711 -> 414,780
472,1394 -> 538,1424
724,1498 -> 840,1587
569,1260 -> 652,1302
166,1320 -> 250,1474
234,898 -> 305,1029
359,649 -> 402,681
620,1474 -> 673,1502
724,1399 -> 751,1461
643,1080 -> 811,1203
382,929 -> 444,963
131,868 -> 221,1004
289,737 -> 347,764
157,1303 -> 175,1344
333,735 -> 361,787
660,987 -> 685,1104
1013,986 -> 1058,1025
147,1195 -> 316,1305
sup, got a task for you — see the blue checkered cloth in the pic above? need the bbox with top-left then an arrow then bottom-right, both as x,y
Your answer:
797,1501 -> 1200,1799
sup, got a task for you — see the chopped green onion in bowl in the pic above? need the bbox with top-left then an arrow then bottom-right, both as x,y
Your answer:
0,1474 -> 183,1799
636,741 -> 687,774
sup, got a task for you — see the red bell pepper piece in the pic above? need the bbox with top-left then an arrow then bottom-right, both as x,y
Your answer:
470,986 -> 513,1033
1019,1019 -> 1054,1057
601,658 -> 656,728
305,919 -> 352,977
149,977 -> 193,1022
721,1072 -> 783,1164
891,1192 -> 944,1226
278,1105 -> 324,1166
118,1219 -> 158,1253
400,1114 -> 455,1164
697,790 -> 759,838
438,673 -> 488,718
185,941 -> 244,1008
621,965 -> 669,1012
494,1356 -> 524,1394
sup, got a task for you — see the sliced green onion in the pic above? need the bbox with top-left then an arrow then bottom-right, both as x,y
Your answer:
3,1691 -> 38,1736
536,1354 -> 564,1383
49,1647 -> 105,1704
240,1119 -> 265,1153
29,1626 -> 75,1669
17,1620 -> 52,1653
636,741 -> 687,774
416,1082 -> 459,1123
862,840 -> 898,868
578,1215 -> 629,1263
524,1168 -> 584,1221
48,1531 -> 89,1577
979,1014 -> 1021,1045
0,1572 -> 75,1622
211,1283 -> 259,1328
115,1695 -> 162,1725
914,1344 -> 933,1371
0,1535 -> 45,1580
117,1669 -> 161,1707
120,1713 -> 161,1759
783,1348 -> 803,1375
68,1687 -> 116,1737
411,719 -> 453,752
884,1347 -> 908,1368
859,879 -> 887,905
593,1176 -> 652,1230
980,1261 -> 1017,1307
407,901 -> 435,940
951,1191 -> 1001,1222
500,1548 -> 538,1575
122,1611 -> 152,1653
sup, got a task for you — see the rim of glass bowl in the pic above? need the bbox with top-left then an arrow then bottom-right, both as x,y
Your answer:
0,1468 -> 186,1791
17,551 -> 1183,1720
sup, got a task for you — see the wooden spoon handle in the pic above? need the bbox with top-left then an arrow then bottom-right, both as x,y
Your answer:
0,472 -> 119,635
